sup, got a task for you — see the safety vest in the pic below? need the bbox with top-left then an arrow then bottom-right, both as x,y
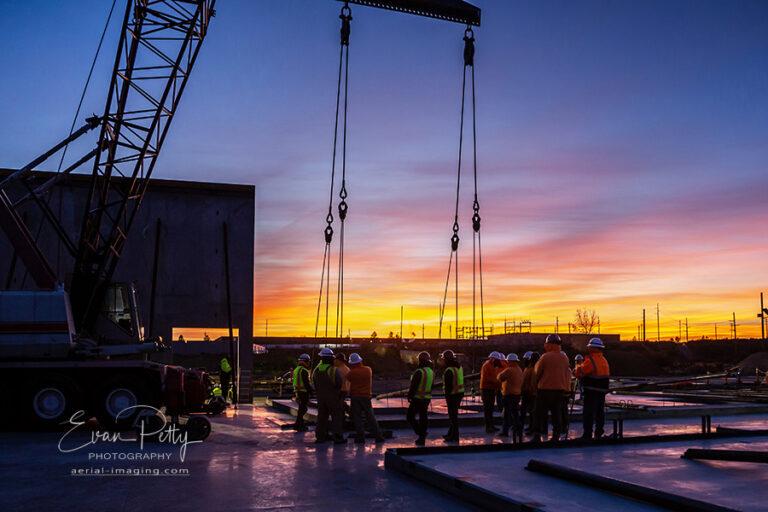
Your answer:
220,358 -> 232,374
413,367 -> 434,400
293,365 -> 309,393
586,353 -> 610,379
212,385 -> 222,397
313,362 -> 335,384
443,366 -> 464,395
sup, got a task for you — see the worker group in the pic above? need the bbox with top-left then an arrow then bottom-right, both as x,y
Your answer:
291,334 -> 610,445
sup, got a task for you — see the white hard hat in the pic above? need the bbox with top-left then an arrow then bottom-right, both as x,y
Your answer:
489,351 -> 503,361
348,353 -> 363,365
319,347 -> 334,357
587,337 -> 605,349
506,353 -> 519,362
522,351 -> 533,360
298,353 -> 310,362
575,354 -> 585,362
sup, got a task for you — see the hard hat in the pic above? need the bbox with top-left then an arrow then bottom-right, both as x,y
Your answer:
319,347 -> 334,358
587,337 -> 605,349
574,354 -> 585,362
298,353 -> 311,362
488,351 -> 503,360
545,334 -> 562,344
441,350 -> 456,360
522,351 -> 533,360
418,351 -> 432,364
348,353 -> 363,365
506,353 -> 519,362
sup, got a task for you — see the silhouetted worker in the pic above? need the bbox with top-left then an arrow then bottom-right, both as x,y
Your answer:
498,353 -> 523,442
346,352 -> 385,444
407,351 -> 434,446
219,356 -> 232,403
532,334 -> 571,442
480,351 -> 504,433
573,353 -> 585,400
335,352 -> 351,423
520,351 -> 537,434
312,347 -> 346,444
439,350 -> 464,442
292,353 -> 313,432
575,338 -> 611,440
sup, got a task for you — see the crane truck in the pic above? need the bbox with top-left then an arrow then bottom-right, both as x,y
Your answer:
0,0 -> 216,434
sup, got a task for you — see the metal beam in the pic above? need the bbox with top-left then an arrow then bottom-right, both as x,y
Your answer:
341,0 -> 481,26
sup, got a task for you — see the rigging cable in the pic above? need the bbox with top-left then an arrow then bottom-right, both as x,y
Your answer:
438,26 -> 483,341
335,4 -> 351,339
315,2 -> 352,341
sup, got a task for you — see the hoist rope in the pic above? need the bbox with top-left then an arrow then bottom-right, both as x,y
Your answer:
315,3 -> 351,342
438,26 -> 484,341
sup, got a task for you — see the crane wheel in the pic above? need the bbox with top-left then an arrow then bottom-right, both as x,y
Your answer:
185,416 -> 211,441
95,375 -> 150,431
25,374 -> 83,431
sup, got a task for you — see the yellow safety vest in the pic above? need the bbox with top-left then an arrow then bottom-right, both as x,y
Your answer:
220,358 -> 232,373
293,366 -> 309,393
413,367 -> 434,400
443,366 -> 464,395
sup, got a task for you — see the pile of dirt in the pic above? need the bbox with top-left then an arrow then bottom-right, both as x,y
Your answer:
736,351 -> 768,374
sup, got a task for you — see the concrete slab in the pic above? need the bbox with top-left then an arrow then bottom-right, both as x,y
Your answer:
394,435 -> 768,511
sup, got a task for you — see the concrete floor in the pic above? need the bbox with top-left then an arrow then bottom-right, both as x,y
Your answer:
1,404 -> 766,511
403,436 -> 768,511
0,404 -> 483,512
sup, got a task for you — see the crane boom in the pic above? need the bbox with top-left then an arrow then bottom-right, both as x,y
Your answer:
69,0 -> 215,333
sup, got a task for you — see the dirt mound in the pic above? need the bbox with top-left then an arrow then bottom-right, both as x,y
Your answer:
736,351 -> 768,374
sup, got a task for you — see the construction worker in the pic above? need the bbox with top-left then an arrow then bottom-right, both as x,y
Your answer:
521,351 -> 538,434
407,351 -> 434,446
219,356 -> 232,403
292,353 -> 313,432
480,351 -> 504,433
574,353 -> 585,400
575,338 -> 611,440
532,334 -> 572,442
440,350 -> 464,442
312,347 -> 346,444
345,353 -> 385,444
335,352 -> 352,424
498,353 -> 523,442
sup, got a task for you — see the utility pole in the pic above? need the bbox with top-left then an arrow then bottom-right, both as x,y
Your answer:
555,316 -> 559,333
642,308 -> 646,342
400,305 -> 403,339
422,323 -> 425,339
714,323 -> 718,340
265,319 -> 268,337
732,312 -> 737,340
760,292 -> 766,341
597,316 -> 601,335
656,303 -> 660,341
685,318 -> 689,342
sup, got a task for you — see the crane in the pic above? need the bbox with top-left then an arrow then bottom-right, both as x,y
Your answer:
0,0 -> 480,429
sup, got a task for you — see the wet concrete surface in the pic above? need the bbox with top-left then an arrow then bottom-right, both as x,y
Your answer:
0,404 -> 485,512
1,404 -> 766,511
403,435 -> 768,511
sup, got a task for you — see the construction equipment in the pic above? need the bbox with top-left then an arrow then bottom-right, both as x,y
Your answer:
0,0 -> 216,431
0,0 -> 481,430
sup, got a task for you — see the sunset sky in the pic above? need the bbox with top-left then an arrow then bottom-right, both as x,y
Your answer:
1,1 -> 766,340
